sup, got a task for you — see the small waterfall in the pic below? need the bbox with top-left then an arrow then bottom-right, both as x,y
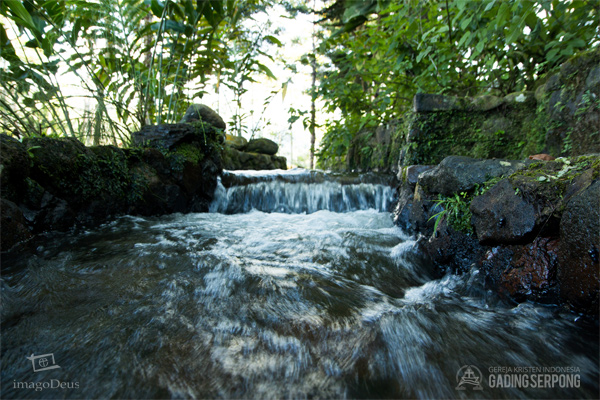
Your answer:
209,169 -> 396,214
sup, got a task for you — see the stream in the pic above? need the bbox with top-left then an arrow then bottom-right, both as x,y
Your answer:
1,169 -> 598,399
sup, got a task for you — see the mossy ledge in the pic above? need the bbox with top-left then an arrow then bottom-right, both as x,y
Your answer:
0,122 -> 223,252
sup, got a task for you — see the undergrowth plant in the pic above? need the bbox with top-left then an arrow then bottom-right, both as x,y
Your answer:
0,0 -> 280,145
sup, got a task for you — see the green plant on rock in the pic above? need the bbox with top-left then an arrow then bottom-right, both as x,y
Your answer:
428,191 -> 473,235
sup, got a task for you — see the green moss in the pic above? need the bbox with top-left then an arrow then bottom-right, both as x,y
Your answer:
173,143 -> 204,164
400,100 -> 538,166
507,156 -> 599,213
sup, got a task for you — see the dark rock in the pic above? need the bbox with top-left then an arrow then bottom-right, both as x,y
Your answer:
35,196 -> 77,232
180,104 -> 226,130
0,134 -> 30,202
557,180 -> 600,315
132,123 -> 222,150
182,161 -> 203,194
419,156 -> 528,196
585,66 -> 600,89
140,148 -> 171,176
393,185 -> 415,233
479,238 -> 560,304
470,179 -> 537,245
413,93 -> 464,112
420,218 -> 484,274
0,199 -> 32,252
246,138 -> 279,156
498,238 -> 559,303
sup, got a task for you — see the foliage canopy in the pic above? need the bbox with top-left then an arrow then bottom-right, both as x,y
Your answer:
315,0 -> 599,168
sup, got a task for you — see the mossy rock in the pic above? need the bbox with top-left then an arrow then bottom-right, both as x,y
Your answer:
24,137 -> 98,205
225,134 -> 248,151
173,142 -> 205,164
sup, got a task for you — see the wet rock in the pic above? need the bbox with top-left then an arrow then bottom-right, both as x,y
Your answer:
557,180 -> 600,315
470,179 -> 537,245
0,134 -> 30,202
246,138 -> 279,156
180,104 -> 226,130
419,156 -> 528,196
421,218 -> 484,274
499,238 -> 560,303
0,199 -> 32,252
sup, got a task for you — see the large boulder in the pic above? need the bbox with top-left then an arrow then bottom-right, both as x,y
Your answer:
246,138 -> 278,156
557,180 -> 599,314
180,104 -> 226,130
418,156 -> 528,196
470,179 -> 538,245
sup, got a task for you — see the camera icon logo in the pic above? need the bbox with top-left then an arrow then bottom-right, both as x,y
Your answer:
26,353 -> 61,372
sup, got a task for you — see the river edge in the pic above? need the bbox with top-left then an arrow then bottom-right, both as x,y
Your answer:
1,132 -> 599,317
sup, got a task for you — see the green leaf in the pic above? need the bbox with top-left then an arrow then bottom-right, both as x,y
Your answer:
460,16 -> 473,30
546,48 -> 560,62
484,0 -> 496,12
257,63 -> 276,80
149,0 -> 165,17
263,35 -> 282,47
475,40 -> 484,54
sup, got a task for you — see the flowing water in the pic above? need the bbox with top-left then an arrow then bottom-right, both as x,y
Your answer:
1,169 -> 598,399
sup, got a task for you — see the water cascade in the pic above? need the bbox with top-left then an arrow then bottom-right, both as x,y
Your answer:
209,169 -> 396,214
1,169 -> 597,399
